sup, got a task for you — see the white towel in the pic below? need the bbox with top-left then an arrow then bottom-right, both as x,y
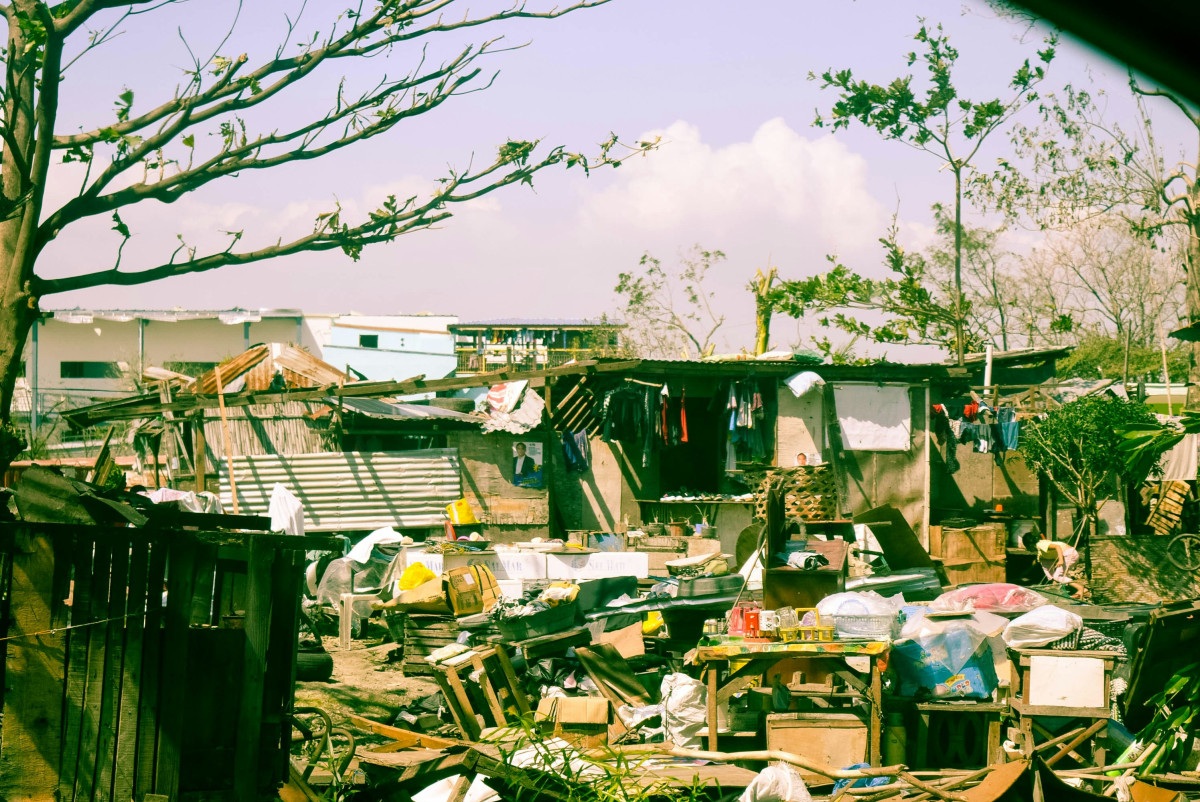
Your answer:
1160,433 -> 1199,481
833,384 -> 912,451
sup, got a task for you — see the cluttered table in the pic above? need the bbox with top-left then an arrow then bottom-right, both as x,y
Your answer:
692,638 -> 890,760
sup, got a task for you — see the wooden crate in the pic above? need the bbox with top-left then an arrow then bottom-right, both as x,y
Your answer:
930,524 -> 1006,586
766,712 -> 867,783
930,523 -> 1006,561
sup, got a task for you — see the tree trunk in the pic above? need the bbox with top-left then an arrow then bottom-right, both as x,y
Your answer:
953,168 -> 965,366
1187,205 -> 1200,407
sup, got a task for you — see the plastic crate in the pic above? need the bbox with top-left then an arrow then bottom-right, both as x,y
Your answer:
832,613 -> 901,641
496,601 -> 577,641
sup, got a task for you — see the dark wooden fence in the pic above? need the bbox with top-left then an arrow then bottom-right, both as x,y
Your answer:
0,519 -> 333,801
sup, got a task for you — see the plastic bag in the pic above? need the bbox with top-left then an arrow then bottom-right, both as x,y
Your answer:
739,763 -> 813,802
817,591 -> 902,617
399,562 -> 437,591
1003,605 -> 1082,648
892,619 -> 998,699
661,673 -> 707,749
268,483 -> 304,536
930,583 -> 1047,614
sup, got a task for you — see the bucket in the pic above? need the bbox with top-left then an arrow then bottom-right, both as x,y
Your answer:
666,521 -> 689,538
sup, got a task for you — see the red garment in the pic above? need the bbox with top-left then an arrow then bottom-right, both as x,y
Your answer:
963,402 -> 979,422
681,388 -> 689,443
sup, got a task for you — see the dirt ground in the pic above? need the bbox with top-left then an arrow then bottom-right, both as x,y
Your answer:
294,635 -> 440,730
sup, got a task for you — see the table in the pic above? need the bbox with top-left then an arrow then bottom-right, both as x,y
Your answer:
694,640 -> 889,761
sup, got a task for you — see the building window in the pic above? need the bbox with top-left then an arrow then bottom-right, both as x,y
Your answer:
359,334 -> 379,349
60,361 -> 122,379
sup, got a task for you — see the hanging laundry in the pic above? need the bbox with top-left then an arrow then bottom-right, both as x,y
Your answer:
562,430 -> 591,473
601,384 -> 662,467
998,407 -> 1019,451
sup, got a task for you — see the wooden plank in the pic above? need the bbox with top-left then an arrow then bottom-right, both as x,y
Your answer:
59,533 -> 95,802
189,544 -> 218,625
0,528 -> 68,799
95,536 -> 131,802
345,715 -> 467,749
234,539 -> 275,799
155,536 -> 198,798
75,537 -> 113,802
265,547 -> 303,783
113,539 -> 149,801
135,538 -> 168,799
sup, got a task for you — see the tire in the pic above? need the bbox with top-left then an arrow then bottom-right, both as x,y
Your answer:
1166,533 -> 1200,572
296,649 -> 334,682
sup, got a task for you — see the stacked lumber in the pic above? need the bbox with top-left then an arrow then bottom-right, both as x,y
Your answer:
1146,481 -> 1189,536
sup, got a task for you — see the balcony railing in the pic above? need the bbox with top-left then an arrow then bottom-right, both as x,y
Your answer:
455,347 -> 622,374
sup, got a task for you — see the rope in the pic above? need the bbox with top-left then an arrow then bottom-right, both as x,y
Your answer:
0,612 -> 141,643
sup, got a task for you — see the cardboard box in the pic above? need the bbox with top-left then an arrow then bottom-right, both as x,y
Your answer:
397,577 -> 450,614
535,697 -> 611,748
766,712 -> 867,783
597,620 -> 644,658
446,565 -> 500,616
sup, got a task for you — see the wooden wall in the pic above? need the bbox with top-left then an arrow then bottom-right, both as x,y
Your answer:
446,431 -> 551,538
774,384 -> 931,546
552,436 -> 659,533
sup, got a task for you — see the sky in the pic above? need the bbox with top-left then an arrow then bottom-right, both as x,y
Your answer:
38,0 -> 1200,355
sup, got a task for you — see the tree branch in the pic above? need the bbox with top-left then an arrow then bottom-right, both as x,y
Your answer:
1130,79 -> 1200,128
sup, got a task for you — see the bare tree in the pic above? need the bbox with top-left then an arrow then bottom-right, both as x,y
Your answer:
614,246 -> 726,359
0,0 -> 654,461
982,76 -> 1200,400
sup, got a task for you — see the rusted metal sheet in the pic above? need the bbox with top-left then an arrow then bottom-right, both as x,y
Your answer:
217,450 -> 462,530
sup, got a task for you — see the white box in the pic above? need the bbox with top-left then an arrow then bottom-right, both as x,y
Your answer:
545,551 -> 649,579
407,549 -> 547,580
1029,655 -> 1105,709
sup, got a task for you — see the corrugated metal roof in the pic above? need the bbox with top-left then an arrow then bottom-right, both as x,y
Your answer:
335,397 -> 482,422
450,318 -> 624,329
218,450 -> 461,531
46,307 -> 306,323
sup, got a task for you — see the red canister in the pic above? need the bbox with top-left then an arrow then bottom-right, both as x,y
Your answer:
743,608 -> 760,638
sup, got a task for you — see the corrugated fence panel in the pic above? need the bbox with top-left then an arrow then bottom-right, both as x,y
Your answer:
217,450 -> 461,530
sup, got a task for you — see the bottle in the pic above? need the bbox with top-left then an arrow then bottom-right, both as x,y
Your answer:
884,713 -> 907,765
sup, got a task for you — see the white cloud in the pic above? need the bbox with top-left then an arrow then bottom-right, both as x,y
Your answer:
579,118 -> 886,262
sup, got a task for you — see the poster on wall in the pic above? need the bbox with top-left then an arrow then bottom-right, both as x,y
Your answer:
512,441 -> 544,488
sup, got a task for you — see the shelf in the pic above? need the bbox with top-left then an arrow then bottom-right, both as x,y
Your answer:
635,498 -> 755,504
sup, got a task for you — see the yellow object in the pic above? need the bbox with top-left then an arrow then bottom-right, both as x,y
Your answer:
643,611 -> 664,635
446,498 -> 478,525
398,561 -> 437,591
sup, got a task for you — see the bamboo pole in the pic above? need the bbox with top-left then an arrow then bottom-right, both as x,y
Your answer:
214,364 -> 240,514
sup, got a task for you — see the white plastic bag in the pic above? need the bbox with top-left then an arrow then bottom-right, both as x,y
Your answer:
660,673 -> 707,749
268,483 -> 304,536
739,763 -> 813,802
1002,605 -> 1082,648
817,590 -> 901,617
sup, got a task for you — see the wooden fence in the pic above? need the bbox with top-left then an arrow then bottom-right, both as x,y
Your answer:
0,520 -> 333,801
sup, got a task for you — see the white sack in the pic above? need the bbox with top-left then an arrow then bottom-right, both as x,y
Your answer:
739,763 -> 814,802
268,483 -> 305,536
1002,605 -> 1082,649
661,673 -> 707,749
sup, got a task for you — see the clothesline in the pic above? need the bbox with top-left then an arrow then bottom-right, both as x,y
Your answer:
0,612 -> 141,643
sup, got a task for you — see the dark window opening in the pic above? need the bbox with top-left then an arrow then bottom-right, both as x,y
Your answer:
359,334 -> 379,349
60,361 -> 122,379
